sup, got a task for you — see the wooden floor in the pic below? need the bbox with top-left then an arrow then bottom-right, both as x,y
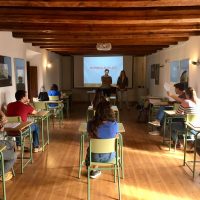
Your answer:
3,103 -> 200,200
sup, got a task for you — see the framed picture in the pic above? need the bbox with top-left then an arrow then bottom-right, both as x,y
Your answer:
154,64 -> 160,85
0,55 -> 12,87
14,58 -> 26,91
170,59 -> 189,89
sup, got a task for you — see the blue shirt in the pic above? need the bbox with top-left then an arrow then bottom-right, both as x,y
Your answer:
48,90 -> 61,96
86,121 -> 118,164
48,90 -> 61,107
97,121 -> 118,138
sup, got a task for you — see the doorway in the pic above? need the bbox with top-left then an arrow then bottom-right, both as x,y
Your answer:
27,62 -> 38,101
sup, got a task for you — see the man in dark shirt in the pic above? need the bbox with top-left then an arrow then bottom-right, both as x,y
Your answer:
7,90 -> 42,153
101,69 -> 112,97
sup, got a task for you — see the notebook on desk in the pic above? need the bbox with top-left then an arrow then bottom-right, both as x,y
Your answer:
4,122 -> 20,129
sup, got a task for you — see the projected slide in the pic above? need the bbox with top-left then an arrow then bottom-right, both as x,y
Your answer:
84,56 -> 123,87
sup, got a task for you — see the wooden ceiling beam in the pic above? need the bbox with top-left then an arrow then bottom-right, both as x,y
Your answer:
1,17 -> 200,25
13,33 -> 198,39
1,1 -> 200,8
1,8 -> 200,20
13,34 -> 193,40
32,41 -> 178,46
23,37 -> 188,43
1,23 -> 200,32
11,30 -> 200,36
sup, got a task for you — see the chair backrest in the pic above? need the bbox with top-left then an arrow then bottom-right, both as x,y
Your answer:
173,103 -> 180,111
49,96 -> 59,101
33,101 -> 47,111
186,114 -> 200,126
90,138 -> 117,154
7,116 -> 21,122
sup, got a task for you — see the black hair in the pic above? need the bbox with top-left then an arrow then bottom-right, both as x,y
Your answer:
50,84 -> 58,91
15,90 -> 26,101
105,69 -> 109,73
174,83 -> 184,91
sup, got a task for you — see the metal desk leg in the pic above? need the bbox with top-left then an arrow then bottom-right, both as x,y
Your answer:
47,116 -> 49,144
163,113 -> 167,144
0,152 -> 6,200
192,135 -> 198,179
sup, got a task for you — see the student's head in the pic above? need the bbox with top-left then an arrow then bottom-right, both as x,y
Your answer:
15,90 -> 27,102
50,84 -> 58,91
95,100 -> 115,122
120,70 -> 126,78
18,76 -> 23,83
174,83 -> 184,94
93,89 -> 106,109
40,85 -> 46,92
185,87 -> 196,101
104,69 -> 109,75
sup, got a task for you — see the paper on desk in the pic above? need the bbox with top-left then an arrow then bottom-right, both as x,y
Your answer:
4,122 -> 20,128
164,82 -> 170,92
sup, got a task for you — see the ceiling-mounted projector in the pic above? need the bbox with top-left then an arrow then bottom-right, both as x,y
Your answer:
96,43 -> 112,51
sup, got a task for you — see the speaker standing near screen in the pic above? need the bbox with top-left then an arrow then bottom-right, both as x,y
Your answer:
101,69 -> 112,97
117,70 -> 129,109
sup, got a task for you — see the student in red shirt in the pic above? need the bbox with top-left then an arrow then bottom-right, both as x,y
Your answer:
7,90 -> 42,153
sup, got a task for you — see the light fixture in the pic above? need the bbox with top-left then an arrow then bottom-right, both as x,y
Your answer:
191,60 -> 200,66
46,62 -> 52,68
96,43 -> 112,51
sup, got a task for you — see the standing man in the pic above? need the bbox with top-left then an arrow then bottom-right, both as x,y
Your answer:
7,90 -> 42,153
101,69 -> 112,97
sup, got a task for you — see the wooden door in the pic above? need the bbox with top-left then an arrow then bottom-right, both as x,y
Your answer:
27,63 -> 38,101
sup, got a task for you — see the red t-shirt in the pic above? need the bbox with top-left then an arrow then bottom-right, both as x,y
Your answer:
7,101 -> 34,122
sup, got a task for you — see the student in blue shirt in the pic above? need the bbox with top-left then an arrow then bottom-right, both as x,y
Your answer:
85,99 -> 118,179
48,84 -> 61,108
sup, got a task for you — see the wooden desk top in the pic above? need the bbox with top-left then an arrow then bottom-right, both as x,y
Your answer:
78,122 -> 125,133
29,111 -> 49,117
164,110 -> 185,119
164,110 -> 176,115
88,105 -> 118,112
4,121 -> 33,133
45,100 -> 63,104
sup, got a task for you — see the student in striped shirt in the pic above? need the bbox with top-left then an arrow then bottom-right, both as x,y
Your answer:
171,87 -> 200,148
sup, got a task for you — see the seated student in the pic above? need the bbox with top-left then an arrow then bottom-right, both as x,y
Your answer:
0,110 -> 17,181
171,87 -> 200,148
85,100 -> 118,179
150,82 -> 186,127
7,90 -> 42,153
92,88 -> 105,110
38,86 -> 49,101
48,84 -> 61,108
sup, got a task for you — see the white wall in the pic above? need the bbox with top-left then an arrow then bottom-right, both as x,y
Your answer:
0,31 -> 62,106
147,36 -> 200,97
0,32 -> 27,105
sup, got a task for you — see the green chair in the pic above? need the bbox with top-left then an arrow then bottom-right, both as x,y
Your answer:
87,138 -> 121,200
183,114 -> 200,179
32,102 -> 50,151
6,116 -> 33,173
48,96 -> 63,127
33,101 -> 47,111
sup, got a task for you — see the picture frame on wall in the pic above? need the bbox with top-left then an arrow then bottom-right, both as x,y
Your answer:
14,58 -> 26,91
154,64 -> 160,85
0,55 -> 12,87
170,59 -> 189,89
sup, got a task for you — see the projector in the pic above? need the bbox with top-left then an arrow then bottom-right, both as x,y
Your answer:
96,43 -> 112,51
